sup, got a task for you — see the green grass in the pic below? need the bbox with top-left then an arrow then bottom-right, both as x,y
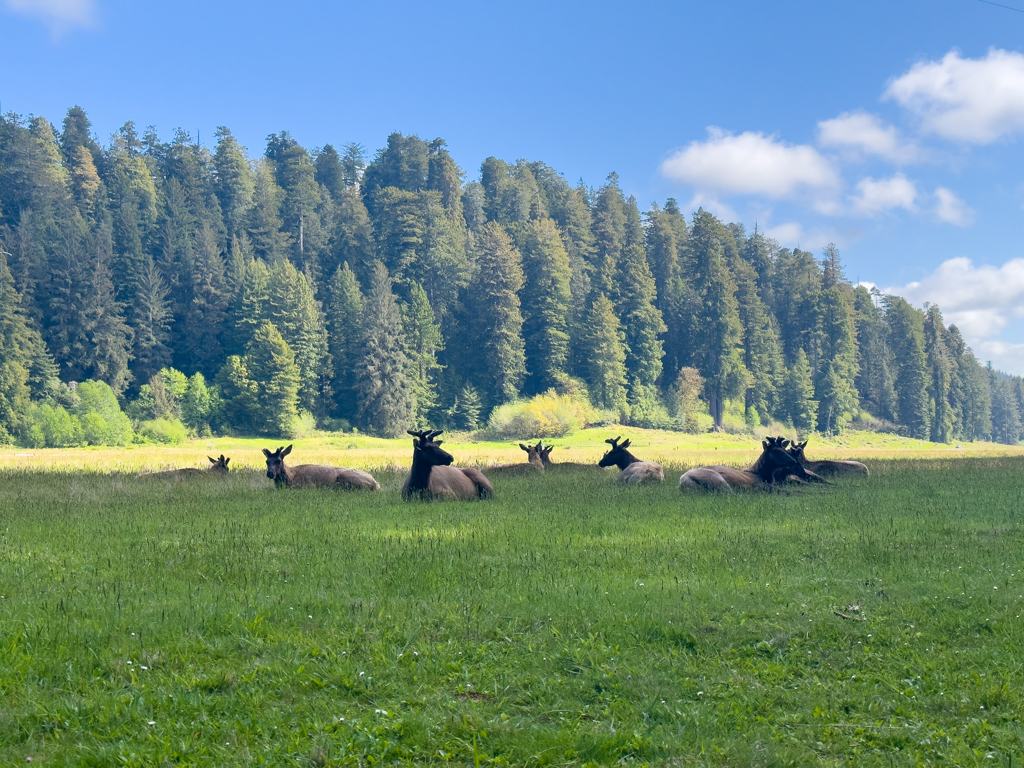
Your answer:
2,459 -> 1024,765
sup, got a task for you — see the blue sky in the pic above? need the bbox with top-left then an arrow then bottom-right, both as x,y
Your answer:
4,0 -> 1024,370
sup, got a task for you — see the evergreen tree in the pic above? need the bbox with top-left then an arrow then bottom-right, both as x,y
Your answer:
989,371 -> 1022,445
618,243 -> 666,388
0,249 -> 33,438
244,321 -> 300,436
947,325 -> 991,440
178,222 -> 228,378
688,210 -> 747,429
131,254 -> 173,385
591,173 -> 627,297
884,296 -> 930,439
466,222 -> 526,404
645,201 -> 688,380
326,262 -> 365,422
730,251 -> 782,422
212,127 -> 255,240
814,285 -> 858,433
853,286 -> 897,421
403,281 -> 444,426
923,305 -> 954,443
356,263 -> 412,437
182,372 -> 212,435
584,293 -> 628,416
783,349 -> 818,435
229,256 -> 271,354
247,159 -> 288,261
268,259 -> 329,415
518,217 -> 572,393
427,140 -> 465,223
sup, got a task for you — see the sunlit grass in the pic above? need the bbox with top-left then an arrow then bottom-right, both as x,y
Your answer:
2,456 -> 1024,764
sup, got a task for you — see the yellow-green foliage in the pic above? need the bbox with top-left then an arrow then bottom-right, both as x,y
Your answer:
486,392 -> 594,439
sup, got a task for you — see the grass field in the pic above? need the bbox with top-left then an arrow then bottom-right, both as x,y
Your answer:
2,432 -> 1024,765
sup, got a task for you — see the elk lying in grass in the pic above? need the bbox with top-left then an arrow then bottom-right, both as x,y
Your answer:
787,440 -> 869,478
263,445 -> 380,490
679,436 -> 825,492
402,429 -> 494,501
598,436 -> 664,484
486,443 -> 544,477
535,442 -> 594,471
139,455 -> 231,479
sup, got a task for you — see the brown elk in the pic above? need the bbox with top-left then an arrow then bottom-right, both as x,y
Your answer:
535,441 -> 594,471
138,454 -> 231,479
679,436 -> 825,492
485,443 -> 544,477
598,436 -> 664,485
263,445 -> 380,490
402,429 -> 494,501
787,440 -> 869,478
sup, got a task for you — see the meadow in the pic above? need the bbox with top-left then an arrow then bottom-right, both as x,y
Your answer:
2,429 -> 1024,765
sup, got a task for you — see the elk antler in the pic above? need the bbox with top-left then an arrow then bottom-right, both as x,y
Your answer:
605,436 -> 621,448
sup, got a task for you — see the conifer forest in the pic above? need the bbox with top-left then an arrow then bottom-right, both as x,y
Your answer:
0,106 -> 1020,446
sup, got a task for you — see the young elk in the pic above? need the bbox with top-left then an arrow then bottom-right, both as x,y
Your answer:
535,442 -> 593,471
598,436 -> 664,485
263,445 -> 380,490
138,454 -> 231,479
486,443 -> 544,477
402,429 -> 494,501
787,440 -> 869,478
679,436 -> 825,492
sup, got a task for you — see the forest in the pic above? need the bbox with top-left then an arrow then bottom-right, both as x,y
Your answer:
0,105 -> 1021,447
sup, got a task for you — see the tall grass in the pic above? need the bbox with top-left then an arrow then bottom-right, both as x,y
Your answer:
2,459 -> 1024,764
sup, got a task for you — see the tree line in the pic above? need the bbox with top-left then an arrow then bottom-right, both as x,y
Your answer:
0,105 -> 1021,444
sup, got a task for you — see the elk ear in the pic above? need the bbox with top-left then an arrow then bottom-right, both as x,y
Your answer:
282,444 -> 293,457
520,443 -> 530,452
262,448 -> 272,457
224,457 -> 230,465
782,439 -> 790,447
622,439 -> 631,448
762,440 -> 768,450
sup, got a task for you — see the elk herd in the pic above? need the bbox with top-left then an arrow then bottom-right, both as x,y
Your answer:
138,431 -> 869,499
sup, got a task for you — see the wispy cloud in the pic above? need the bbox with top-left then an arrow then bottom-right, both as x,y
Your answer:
4,0 -> 96,37
934,187 -> 974,227
849,173 -> 918,217
885,48 -> 1024,143
660,128 -> 839,199
817,112 -> 920,164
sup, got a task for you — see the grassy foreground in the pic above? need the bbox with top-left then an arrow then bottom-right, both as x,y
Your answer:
2,450 -> 1024,765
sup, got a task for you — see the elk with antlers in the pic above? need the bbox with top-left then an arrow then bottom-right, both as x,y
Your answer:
787,440 -> 869,478
263,445 -> 380,490
598,436 -> 665,485
138,454 -> 231,479
402,429 -> 494,500
679,436 -> 825,492
485,443 -> 544,476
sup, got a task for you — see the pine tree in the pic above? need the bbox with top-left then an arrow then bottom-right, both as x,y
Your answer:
731,253 -> 782,422
467,222 -> 526,404
591,173 -> 627,298
618,243 -> 666,388
518,217 -> 572,393
213,127 -> 255,241
268,259 -> 329,415
989,372 -> 1022,445
947,325 -> 991,440
584,293 -> 628,416
783,349 -> 818,435
853,286 -> 897,421
814,286 -> 859,433
356,263 -> 412,437
178,222 -> 228,378
326,262 -> 365,422
0,249 -> 33,438
247,159 -> 288,261
645,201 -> 688,381
244,321 -> 300,436
229,256 -> 272,353
131,254 -> 173,385
427,140 -> 465,223
923,305 -> 954,443
403,281 -> 443,426
884,296 -> 930,439
181,372 -> 212,435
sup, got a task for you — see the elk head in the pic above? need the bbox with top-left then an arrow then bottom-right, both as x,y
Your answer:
599,436 -> 634,469
408,429 -> 454,467
208,454 -> 231,473
263,444 -> 293,482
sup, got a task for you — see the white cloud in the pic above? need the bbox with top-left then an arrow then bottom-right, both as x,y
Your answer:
660,127 -> 839,199
885,48 -> 1024,143
817,112 -> 919,163
886,257 -> 1024,372
761,221 -> 837,251
4,0 -> 95,35
849,173 -> 917,216
977,339 -> 1024,375
934,187 -> 974,227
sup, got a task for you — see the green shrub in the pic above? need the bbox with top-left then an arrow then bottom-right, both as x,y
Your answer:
628,384 -> 672,430
287,410 -> 318,439
72,380 -> 133,445
486,392 -> 594,439
20,403 -> 84,447
138,418 -> 188,445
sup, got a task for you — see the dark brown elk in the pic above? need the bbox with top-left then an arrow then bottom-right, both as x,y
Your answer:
787,440 -> 869,478
598,436 -> 664,484
402,429 -> 494,501
138,454 -> 231,479
263,445 -> 380,490
535,442 -> 593,471
486,443 -> 544,477
679,436 -> 825,492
